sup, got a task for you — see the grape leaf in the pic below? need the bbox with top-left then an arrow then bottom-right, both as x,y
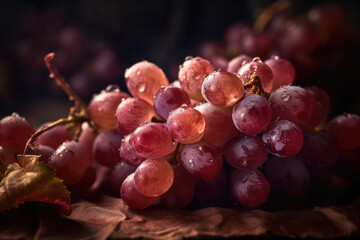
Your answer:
0,155 -> 71,215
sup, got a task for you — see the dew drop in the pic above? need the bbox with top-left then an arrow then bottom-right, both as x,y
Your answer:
137,83 -> 147,92
185,56 -> 193,61
252,57 -> 262,63
281,94 -> 290,101
189,159 -> 195,167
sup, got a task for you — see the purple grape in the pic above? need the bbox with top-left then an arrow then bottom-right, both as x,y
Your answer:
227,54 -> 252,73
230,169 -> 270,208
232,94 -> 272,137
0,146 -> 17,164
37,124 -> 73,150
264,56 -> 295,91
109,162 -> 136,197
224,134 -> 268,170
28,145 -> 55,164
180,140 -> 223,181
153,85 -> 191,120
93,129 -> 123,167
262,120 -> 303,157
119,133 -> 146,167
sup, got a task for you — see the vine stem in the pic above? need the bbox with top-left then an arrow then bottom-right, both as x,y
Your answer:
168,142 -> 183,165
253,0 -> 292,33
244,75 -> 270,99
44,53 -> 89,119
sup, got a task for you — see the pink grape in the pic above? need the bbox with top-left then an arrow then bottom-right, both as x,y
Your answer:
201,69 -> 244,107
88,86 -> 130,129
195,102 -> 238,148
269,85 -> 316,125
166,105 -> 205,144
180,141 -> 223,181
153,85 -> 191,120
232,94 -> 272,137
0,113 -> 35,153
238,58 -> 274,93
327,113 -> 360,151
159,165 -> 195,208
227,54 -> 252,73
230,169 -> 270,208
49,141 -> 90,185
121,173 -> 156,209
262,120 -> 303,157
130,122 -> 176,158
119,133 -> 146,167
240,32 -> 272,59
178,56 -> 214,101
125,60 -> 169,105
68,164 -> 97,197
116,97 -> 156,135
224,134 -> 268,170
134,158 -> 174,197
37,124 -> 73,149
264,56 -> 295,91
93,129 -> 123,167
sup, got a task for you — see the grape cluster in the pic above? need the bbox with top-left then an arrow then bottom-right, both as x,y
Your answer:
1,52 -> 360,211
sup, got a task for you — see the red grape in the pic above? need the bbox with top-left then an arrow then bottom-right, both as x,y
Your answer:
93,129 -> 123,167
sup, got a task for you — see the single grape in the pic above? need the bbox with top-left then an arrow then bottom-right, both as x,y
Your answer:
298,131 -> 339,168
195,102 -> 238,148
223,23 -> 250,49
240,31 -> 272,59
88,86 -> 130,129
230,169 -> 270,208
130,122 -> 176,158
263,156 -> 310,198
116,97 -> 156,135
159,165 -> 195,208
224,134 -> 268,170
37,124 -> 73,150
264,56 -> 295,91
92,50 -> 121,82
180,141 -> 223,181
134,158 -> 174,197
49,141 -> 90,185
121,173 -> 156,209
327,113 -> 360,150
153,85 -> 191,120
238,58 -> 274,93
178,56 -> 214,101
0,113 -> 35,153
166,106 -> 205,144
262,120 -> 303,157
125,61 -> 169,105
232,94 -> 272,137
227,54 -> 252,73
93,129 -> 123,167
109,162 -> 136,197
201,69 -> 244,107
28,145 -> 55,164
269,86 -> 316,125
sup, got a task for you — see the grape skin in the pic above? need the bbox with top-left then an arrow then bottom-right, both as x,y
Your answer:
134,158 -> 174,197
180,141 -> 223,181
93,129 -> 123,167
201,69 -> 244,107
262,120 -> 303,157
166,106 -> 205,144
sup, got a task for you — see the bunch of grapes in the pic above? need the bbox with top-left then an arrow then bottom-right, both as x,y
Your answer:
1,51 -> 360,211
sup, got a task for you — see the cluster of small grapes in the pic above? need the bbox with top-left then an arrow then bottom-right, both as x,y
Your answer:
10,10 -> 121,100
1,53 -> 360,211
197,3 -> 359,83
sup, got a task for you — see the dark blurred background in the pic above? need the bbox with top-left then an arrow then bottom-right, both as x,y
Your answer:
0,0 -> 359,127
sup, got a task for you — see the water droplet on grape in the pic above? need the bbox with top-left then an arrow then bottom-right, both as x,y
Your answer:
252,57 -> 262,63
281,94 -> 290,101
105,84 -> 121,92
185,56 -> 193,61
271,55 -> 280,60
189,159 -> 194,167
137,83 -> 147,92
49,73 -> 54,78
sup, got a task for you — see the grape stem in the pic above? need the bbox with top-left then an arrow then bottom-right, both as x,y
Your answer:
168,142 -> 183,165
22,53 -> 97,155
244,75 -> 270,98
253,0 -> 291,33
44,53 -> 89,119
